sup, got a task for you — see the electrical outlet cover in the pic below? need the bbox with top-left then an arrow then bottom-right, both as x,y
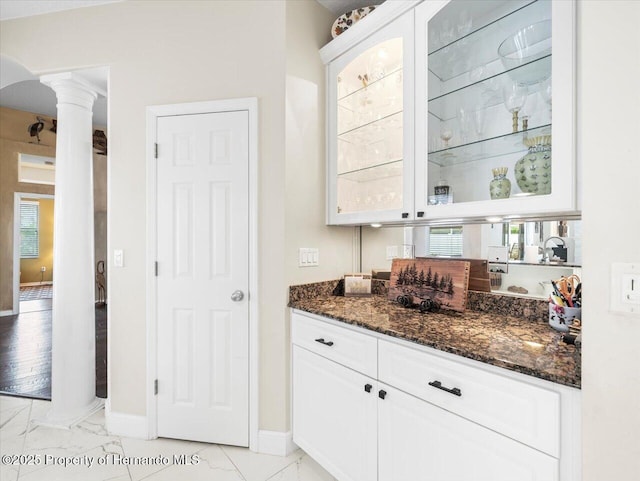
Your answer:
611,262 -> 640,315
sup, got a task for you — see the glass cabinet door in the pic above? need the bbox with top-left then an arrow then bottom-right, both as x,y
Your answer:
327,11 -> 414,225
415,0 -> 576,220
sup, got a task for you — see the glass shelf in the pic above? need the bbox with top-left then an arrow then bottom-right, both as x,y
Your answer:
338,93 -> 403,135
338,110 -> 403,143
427,55 -> 551,122
428,0 -> 549,83
428,124 -> 551,167
338,66 -> 403,104
337,37 -> 403,99
337,159 -> 403,183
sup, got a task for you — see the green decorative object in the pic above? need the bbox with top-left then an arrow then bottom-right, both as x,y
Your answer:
489,167 -> 511,199
515,135 -> 552,195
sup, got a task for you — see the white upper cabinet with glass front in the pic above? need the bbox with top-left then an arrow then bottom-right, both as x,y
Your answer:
325,8 -> 415,225
415,0 -> 576,220
322,0 -> 576,225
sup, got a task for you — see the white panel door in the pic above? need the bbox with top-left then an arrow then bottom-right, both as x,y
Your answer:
378,383 -> 558,481
156,110 -> 249,446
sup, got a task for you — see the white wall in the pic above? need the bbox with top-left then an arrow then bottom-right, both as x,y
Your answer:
579,2 -> 640,479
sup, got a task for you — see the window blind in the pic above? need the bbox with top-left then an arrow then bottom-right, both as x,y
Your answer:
20,201 -> 39,259
429,226 -> 463,257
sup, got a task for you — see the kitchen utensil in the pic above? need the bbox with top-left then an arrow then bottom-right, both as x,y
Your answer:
550,294 -> 565,306
555,275 -> 580,307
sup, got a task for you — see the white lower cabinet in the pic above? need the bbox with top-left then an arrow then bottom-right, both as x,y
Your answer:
292,346 -> 377,481
377,382 -> 558,481
291,311 -> 578,481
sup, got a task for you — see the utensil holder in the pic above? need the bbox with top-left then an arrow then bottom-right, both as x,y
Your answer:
549,303 -> 581,332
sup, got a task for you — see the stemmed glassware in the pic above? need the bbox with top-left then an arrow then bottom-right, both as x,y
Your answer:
439,126 -> 453,149
502,81 -> 528,133
472,91 -> 491,141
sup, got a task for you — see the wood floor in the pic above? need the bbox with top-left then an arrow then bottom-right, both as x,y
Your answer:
0,299 -> 107,400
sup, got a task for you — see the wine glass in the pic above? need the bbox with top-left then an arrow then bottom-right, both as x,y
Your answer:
457,105 -> 472,145
502,81 -> 528,133
439,125 -> 453,149
472,92 -> 489,141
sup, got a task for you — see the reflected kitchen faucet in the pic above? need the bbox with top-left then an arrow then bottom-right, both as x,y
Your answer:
542,236 -> 567,263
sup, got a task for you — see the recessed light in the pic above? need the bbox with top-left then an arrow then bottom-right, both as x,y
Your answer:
486,217 -> 503,223
370,223 -> 382,228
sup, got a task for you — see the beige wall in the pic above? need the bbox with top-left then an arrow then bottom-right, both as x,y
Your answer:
20,197 -> 54,283
0,0 -> 354,432
580,1 -> 640,479
0,107 -> 55,308
0,106 -> 108,308
282,0 -> 354,429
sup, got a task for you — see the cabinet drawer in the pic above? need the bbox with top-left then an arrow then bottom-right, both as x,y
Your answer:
378,340 -> 560,457
292,312 -> 377,378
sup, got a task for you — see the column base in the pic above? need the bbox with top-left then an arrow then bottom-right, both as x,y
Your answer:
33,398 -> 104,430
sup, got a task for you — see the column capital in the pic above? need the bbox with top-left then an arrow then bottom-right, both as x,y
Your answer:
41,71 -> 105,111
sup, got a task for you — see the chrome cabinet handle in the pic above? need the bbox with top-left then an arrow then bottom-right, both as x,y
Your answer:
231,290 -> 244,302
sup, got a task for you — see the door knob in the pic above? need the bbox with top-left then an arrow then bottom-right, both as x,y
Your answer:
231,290 -> 244,302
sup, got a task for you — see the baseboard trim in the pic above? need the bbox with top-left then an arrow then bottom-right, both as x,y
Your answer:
0,310 -> 15,317
105,399 -> 150,439
258,430 -> 297,456
20,282 -> 53,287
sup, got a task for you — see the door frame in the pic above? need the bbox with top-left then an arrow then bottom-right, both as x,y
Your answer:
145,98 -> 259,450
11,192 -> 55,316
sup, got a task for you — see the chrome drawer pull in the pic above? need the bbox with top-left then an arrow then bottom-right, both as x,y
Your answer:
428,380 -> 462,397
315,338 -> 334,347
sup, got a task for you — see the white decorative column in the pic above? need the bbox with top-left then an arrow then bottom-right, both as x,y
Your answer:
39,72 -> 105,427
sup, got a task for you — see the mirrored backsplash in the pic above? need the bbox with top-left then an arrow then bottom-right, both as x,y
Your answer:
361,219 -> 581,300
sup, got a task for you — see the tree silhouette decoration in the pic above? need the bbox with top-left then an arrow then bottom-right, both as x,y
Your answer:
394,262 -> 455,297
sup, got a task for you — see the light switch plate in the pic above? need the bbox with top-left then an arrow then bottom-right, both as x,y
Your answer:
611,262 -> 640,315
299,248 -> 319,267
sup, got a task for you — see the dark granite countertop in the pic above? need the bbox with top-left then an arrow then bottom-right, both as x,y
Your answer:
289,286 -> 580,389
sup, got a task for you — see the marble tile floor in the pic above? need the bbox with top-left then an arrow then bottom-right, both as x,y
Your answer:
0,396 -> 336,481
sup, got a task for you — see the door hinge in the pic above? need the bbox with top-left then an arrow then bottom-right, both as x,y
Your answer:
154,261 -> 158,276
154,143 -> 158,159
154,379 -> 158,395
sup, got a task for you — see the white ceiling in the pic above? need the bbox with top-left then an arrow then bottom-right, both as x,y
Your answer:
0,0 -> 122,21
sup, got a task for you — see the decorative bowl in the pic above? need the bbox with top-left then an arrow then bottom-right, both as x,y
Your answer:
498,20 -> 552,84
332,5 -> 378,38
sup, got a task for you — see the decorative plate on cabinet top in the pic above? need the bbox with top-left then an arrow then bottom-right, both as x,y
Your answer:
331,5 -> 378,38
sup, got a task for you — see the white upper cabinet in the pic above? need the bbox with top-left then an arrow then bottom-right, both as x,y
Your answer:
416,0 -> 576,221
326,9 -> 415,225
323,0 -> 577,225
